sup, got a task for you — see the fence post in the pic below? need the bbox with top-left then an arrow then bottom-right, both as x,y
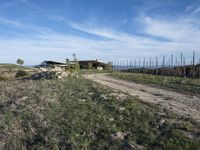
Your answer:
193,51 -> 195,78
139,59 -> 141,74
171,54 -> 173,68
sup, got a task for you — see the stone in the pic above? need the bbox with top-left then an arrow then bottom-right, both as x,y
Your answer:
24,69 -> 71,80
111,131 -> 125,140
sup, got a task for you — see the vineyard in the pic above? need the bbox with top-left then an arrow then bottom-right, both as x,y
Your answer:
112,52 -> 200,78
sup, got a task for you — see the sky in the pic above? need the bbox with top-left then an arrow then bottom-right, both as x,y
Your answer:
0,0 -> 200,65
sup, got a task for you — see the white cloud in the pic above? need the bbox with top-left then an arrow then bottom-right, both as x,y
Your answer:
143,16 -> 200,44
0,15 -> 200,65
194,6 -> 200,13
0,17 -> 22,28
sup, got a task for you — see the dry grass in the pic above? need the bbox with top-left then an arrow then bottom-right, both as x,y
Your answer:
0,76 -> 200,149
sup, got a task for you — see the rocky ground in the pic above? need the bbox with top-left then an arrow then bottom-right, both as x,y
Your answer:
84,74 -> 200,123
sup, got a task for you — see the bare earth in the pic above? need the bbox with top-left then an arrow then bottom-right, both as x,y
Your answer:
84,74 -> 200,123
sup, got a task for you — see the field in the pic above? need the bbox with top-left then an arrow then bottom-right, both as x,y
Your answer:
109,72 -> 200,97
0,66 -> 200,149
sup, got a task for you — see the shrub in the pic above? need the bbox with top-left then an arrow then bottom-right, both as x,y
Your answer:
16,58 -> 24,66
15,70 -> 29,78
0,76 -> 8,81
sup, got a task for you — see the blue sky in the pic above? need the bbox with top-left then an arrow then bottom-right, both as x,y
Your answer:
0,0 -> 200,65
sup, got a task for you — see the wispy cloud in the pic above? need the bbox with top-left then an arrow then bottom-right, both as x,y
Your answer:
143,16 -> 200,44
1,14 -> 200,65
0,17 -> 22,28
0,0 -> 200,65
194,6 -> 200,13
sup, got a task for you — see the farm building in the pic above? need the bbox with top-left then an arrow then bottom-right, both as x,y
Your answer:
35,60 -> 111,70
35,61 -> 67,70
78,60 -> 110,70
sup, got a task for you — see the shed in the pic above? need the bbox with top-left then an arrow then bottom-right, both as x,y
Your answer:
79,60 -> 109,70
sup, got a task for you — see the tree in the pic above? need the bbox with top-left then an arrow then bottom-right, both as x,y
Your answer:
87,63 -> 93,70
107,61 -> 113,70
72,53 -> 80,71
17,59 -> 24,66
66,58 -> 70,65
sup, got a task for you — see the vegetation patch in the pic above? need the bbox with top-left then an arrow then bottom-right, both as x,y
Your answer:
0,76 -> 9,81
108,72 -> 200,97
0,77 -> 199,149
15,70 -> 29,78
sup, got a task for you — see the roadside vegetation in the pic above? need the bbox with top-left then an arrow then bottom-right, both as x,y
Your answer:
108,72 -> 200,97
0,75 -> 200,149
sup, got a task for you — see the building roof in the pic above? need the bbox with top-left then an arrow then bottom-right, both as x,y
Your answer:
43,61 -> 66,65
78,60 -> 108,66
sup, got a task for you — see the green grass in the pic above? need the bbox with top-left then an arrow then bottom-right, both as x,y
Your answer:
0,64 -> 35,80
79,69 -> 112,75
108,72 -> 200,96
0,77 -> 200,149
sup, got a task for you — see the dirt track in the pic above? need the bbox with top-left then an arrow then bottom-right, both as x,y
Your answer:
84,74 -> 200,123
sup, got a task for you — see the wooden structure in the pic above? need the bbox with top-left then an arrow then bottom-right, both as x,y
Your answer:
36,61 -> 67,70
79,60 -> 109,70
126,64 -> 200,78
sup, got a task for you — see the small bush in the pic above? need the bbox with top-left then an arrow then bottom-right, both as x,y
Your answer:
0,76 -> 8,81
15,70 -> 29,78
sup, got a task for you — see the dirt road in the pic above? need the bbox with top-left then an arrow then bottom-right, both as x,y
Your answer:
84,74 -> 200,123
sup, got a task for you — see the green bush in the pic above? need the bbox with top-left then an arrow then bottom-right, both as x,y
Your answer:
0,76 -> 8,81
15,70 -> 29,78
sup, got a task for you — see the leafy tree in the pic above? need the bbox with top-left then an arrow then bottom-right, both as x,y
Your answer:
107,61 -> 113,70
17,59 -> 24,66
87,63 -> 93,70
72,53 -> 80,71
66,58 -> 70,65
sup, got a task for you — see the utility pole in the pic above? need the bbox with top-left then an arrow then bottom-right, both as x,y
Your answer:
192,51 -> 196,82
162,56 -> 165,67
193,51 -> 195,66
139,59 -> 141,68
183,57 -> 186,66
181,53 -> 183,66
134,59 -> 136,69
126,59 -> 128,70
152,60 -> 154,68
150,57 -> 152,69
123,60 -> 125,70
171,54 -> 173,68
156,56 -> 158,68
146,60 -> 149,69
193,51 -> 195,78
